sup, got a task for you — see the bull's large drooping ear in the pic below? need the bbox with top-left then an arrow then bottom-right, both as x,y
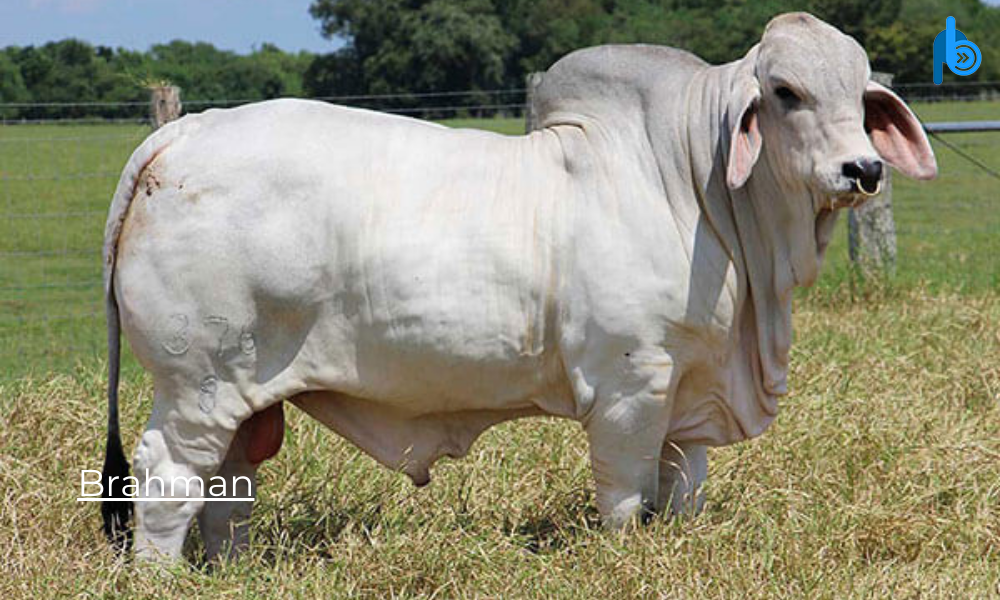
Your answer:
864,81 -> 937,180
726,78 -> 762,190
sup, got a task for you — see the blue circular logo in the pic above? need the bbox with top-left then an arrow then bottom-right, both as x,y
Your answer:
950,40 -> 982,76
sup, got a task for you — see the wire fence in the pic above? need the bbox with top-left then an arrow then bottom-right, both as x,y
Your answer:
1,88 -> 997,380
0,88 -> 532,123
1,78 -> 997,122
893,80 -> 1000,103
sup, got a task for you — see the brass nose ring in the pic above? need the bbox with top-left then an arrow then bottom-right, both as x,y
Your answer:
859,180 -> 881,197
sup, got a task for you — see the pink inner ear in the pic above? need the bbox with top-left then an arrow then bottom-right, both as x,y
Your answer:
864,89 -> 937,180
727,106 -> 761,189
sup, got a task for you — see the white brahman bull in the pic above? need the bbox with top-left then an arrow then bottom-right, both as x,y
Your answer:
100,12 -> 936,560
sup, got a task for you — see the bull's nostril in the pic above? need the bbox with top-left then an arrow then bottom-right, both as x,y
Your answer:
862,159 -> 883,182
842,158 -> 883,194
842,161 -> 863,181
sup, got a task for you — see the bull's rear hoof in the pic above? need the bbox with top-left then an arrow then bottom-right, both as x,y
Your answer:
407,469 -> 431,487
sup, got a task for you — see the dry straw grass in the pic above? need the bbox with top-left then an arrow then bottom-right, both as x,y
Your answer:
2,289 -> 999,598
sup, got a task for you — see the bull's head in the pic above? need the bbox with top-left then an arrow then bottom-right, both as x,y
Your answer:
724,12 -> 937,288
726,13 -> 937,202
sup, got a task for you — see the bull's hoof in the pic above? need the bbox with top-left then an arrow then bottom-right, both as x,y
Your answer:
407,468 -> 431,487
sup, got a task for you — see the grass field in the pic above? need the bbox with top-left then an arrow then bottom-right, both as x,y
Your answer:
1,101 -> 998,598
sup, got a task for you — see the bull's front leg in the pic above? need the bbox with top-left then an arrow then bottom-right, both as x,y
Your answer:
655,441 -> 707,516
580,356 -> 677,529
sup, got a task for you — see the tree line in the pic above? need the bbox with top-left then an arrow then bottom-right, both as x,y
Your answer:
0,40 -> 314,118
1,0 -> 997,119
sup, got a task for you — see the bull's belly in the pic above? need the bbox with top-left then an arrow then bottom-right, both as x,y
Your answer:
289,389 -> 545,485
264,300 -> 573,415
246,295 -> 576,482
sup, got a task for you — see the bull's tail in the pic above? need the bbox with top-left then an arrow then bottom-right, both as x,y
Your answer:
101,287 -> 131,551
99,117 -> 190,551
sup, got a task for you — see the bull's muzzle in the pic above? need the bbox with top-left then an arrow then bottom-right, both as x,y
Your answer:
842,158 -> 884,196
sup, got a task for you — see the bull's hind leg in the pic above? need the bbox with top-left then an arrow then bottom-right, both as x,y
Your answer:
132,381 -> 243,561
197,403 -> 284,561
196,424 -> 257,561
655,441 -> 707,516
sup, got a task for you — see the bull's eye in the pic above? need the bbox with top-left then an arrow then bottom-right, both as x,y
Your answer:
775,85 -> 801,108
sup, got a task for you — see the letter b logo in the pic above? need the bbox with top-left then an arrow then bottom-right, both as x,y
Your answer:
933,16 -> 982,84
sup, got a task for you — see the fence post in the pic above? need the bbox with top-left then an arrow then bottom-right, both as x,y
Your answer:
525,72 -> 544,133
150,85 -> 182,129
848,72 -> 896,276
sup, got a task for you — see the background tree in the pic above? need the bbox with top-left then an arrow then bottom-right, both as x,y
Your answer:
0,51 -> 29,118
303,49 -> 365,98
310,0 -> 514,95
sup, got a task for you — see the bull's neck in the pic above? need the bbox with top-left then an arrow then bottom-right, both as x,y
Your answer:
680,62 -> 753,307
681,59 -> 797,397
